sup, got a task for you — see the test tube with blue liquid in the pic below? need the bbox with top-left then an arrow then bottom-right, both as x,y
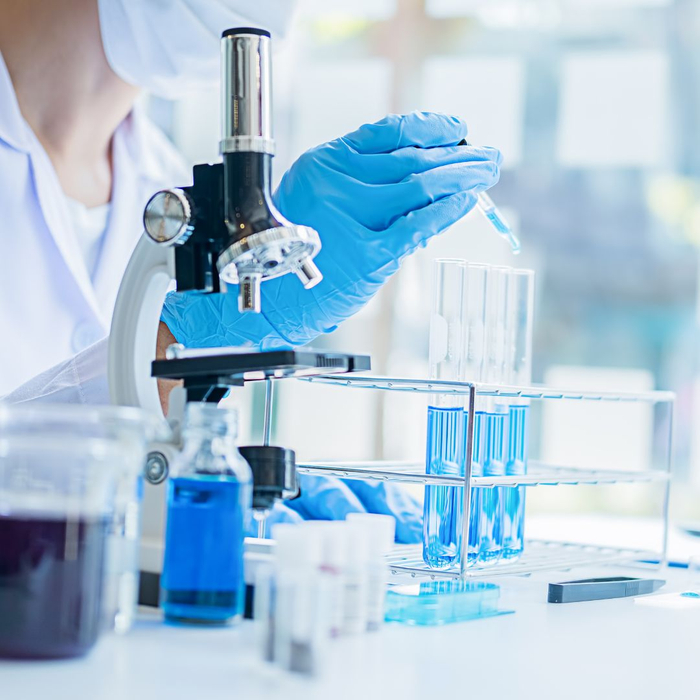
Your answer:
502,269 -> 534,560
476,266 -> 511,566
422,260 -> 466,569
462,263 -> 488,567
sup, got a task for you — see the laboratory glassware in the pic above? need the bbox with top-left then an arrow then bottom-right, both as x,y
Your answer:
477,265 -> 511,565
423,259 -> 467,569
297,376 -> 674,581
384,580 -> 512,625
0,404 -> 152,658
476,192 -> 520,254
463,263 -> 489,566
160,403 -> 252,624
503,269 -> 535,560
456,140 -> 520,254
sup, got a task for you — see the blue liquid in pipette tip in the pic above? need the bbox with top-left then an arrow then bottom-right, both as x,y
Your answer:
484,210 -> 510,235
477,192 -> 520,255
161,475 -> 245,623
477,410 -> 506,565
423,406 -> 465,569
502,405 -> 529,560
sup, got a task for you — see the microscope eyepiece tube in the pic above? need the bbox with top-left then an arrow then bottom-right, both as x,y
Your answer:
220,29 -> 274,155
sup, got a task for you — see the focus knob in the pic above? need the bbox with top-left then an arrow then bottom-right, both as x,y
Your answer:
143,189 -> 193,245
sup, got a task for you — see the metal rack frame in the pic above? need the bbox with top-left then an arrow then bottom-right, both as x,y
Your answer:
289,375 -> 675,579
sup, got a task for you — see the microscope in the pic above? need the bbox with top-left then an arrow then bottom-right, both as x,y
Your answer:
108,28 -> 369,596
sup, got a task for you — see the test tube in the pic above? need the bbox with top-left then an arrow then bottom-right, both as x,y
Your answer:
502,269 -> 535,560
423,260 -> 466,570
476,266 -> 511,566
462,263 -> 488,567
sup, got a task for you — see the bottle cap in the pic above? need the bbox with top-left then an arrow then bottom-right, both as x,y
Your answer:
346,513 -> 396,557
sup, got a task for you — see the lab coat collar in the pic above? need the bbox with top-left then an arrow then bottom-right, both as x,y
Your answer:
0,49 -> 104,322
0,51 -> 33,153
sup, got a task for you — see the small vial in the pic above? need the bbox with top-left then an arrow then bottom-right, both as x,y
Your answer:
347,514 -> 396,631
273,526 -> 330,676
306,523 -> 347,637
342,524 -> 369,634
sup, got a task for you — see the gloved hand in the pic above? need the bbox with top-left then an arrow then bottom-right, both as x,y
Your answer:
161,111 -> 502,348
254,474 -> 422,543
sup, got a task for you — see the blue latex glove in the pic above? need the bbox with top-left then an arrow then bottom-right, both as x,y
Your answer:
256,474 -> 422,544
161,111 -> 502,348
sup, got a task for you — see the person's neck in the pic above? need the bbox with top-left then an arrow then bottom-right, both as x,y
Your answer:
0,0 -> 141,206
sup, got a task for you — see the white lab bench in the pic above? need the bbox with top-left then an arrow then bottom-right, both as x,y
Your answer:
1,563 -> 697,700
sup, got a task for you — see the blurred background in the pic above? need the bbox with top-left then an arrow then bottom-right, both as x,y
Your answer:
149,0 -> 700,538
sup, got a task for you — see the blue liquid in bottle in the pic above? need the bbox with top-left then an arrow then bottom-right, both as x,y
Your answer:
161,475 -> 245,623
477,409 -> 506,565
423,406 -> 465,569
503,405 -> 528,560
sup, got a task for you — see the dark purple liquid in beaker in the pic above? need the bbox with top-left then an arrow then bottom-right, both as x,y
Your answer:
0,515 -> 108,659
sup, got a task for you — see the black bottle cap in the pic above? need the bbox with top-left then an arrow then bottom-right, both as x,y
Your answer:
222,27 -> 271,38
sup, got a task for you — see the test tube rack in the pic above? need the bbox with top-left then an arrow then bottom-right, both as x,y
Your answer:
291,374 -> 674,581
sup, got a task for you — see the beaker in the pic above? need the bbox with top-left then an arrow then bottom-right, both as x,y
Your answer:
0,403 -> 156,658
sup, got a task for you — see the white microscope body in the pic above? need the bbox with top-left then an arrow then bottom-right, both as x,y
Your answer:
107,28 -> 322,581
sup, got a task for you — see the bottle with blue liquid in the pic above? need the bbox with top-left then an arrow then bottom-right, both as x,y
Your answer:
161,403 -> 252,624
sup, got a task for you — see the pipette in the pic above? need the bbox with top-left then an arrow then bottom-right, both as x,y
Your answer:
476,191 -> 520,255
457,139 -> 520,254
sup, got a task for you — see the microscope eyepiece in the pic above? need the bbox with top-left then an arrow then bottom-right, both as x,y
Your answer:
222,27 -> 271,38
217,28 -> 322,313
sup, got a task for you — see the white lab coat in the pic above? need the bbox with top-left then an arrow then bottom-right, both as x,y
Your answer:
0,51 -> 189,404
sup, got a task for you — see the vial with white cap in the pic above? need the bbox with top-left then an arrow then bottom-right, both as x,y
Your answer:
346,513 -> 396,631
301,522 -> 347,638
273,525 -> 330,675
342,522 -> 370,635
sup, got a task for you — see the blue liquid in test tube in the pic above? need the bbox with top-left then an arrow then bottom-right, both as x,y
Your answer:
423,406 -> 465,569
501,269 -> 535,562
503,405 -> 528,559
466,410 -> 485,566
477,408 -> 506,565
423,260 -> 467,570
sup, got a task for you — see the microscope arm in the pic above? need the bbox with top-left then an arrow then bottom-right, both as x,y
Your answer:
108,235 -> 175,416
